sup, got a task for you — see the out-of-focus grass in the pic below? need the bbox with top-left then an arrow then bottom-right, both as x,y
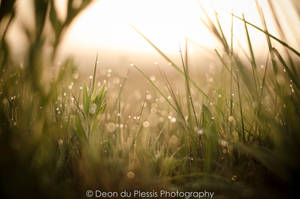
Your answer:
1,0 -> 300,199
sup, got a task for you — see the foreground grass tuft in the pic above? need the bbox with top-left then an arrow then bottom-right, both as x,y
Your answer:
1,0 -> 300,199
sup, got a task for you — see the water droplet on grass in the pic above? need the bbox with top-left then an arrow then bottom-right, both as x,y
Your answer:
171,117 -> 176,123
146,94 -> 152,100
106,122 -> 116,132
197,129 -> 204,135
89,103 -> 97,114
150,76 -> 156,82
219,139 -> 228,147
73,73 -> 79,79
127,171 -> 135,179
143,121 -> 150,128
231,175 -> 237,181
228,116 -> 235,122
151,107 -> 157,113
58,139 -> 63,146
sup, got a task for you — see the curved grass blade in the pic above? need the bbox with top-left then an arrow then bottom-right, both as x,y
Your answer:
131,25 -> 209,99
232,13 -> 300,58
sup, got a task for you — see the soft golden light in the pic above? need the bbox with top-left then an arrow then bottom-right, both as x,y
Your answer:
63,0 -> 289,55
20,0 -> 298,58
64,0 -> 213,54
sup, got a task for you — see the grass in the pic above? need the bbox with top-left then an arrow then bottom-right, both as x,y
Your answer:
1,0 -> 300,199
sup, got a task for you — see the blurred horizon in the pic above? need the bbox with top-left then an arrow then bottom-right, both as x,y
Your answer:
7,0 -> 300,69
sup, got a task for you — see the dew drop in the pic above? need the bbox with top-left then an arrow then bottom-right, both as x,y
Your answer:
143,121 -> 150,128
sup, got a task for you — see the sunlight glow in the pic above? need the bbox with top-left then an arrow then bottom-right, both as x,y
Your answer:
61,0 -> 298,55
64,0 -> 213,53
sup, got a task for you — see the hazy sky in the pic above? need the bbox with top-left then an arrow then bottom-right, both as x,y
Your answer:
8,0 -> 300,66
63,0 -> 299,51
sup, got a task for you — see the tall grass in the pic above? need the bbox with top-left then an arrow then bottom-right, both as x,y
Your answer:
1,0 -> 300,199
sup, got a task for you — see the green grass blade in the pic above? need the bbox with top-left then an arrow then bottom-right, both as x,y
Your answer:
232,13 -> 300,58
242,14 -> 258,94
132,25 -> 209,99
91,52 -> 99,95
83,83 -> 89,116
273,48 -> 300,89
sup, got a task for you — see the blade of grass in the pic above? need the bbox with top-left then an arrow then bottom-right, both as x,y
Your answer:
131,25 -> 209,99
197,1 -> 230,54
260,55 -> 270,100
161,70 -> 188,129
90,52 -> 98,95
215,49 -> 230,72
266,0 -> 298,77
230,12 -> 234,55
229,13 -> 234,137
242,14 -> 259,95
179,44 -> 192,125
215,12 -> 230,54
255,0 -> 279,76
273,48 -> 300,89
232,13 -> 300,58
236,72 -> 245,143
179,41 -> 199,128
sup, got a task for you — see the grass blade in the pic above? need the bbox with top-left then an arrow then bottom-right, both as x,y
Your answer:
232,13 -> 300,58
132,25 -> 209,99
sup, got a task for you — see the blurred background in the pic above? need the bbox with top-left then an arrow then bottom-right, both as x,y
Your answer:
7,0 -> 300,69
1,1 -> 300,198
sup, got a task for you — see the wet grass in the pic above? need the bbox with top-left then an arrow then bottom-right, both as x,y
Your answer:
1,0 -> 300,199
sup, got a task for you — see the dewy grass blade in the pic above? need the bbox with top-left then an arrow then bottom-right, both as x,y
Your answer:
254,0 -> 278,75
184,38 -> 199,127
162,71 -> 188,129
273,48 -> 300,89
